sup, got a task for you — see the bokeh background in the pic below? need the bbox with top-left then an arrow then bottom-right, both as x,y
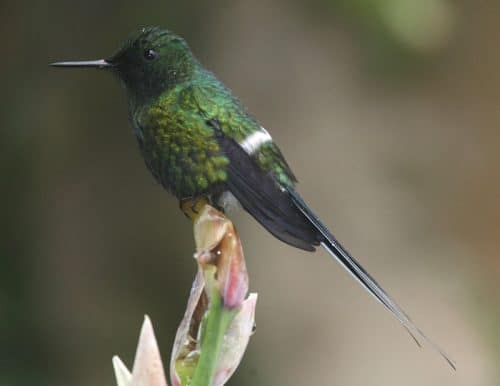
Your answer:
1,0 -> 499,385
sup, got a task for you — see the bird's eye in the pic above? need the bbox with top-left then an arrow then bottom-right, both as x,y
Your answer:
144,49 -> 159,61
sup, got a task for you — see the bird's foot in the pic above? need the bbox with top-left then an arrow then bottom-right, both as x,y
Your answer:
180,196 -> 209,221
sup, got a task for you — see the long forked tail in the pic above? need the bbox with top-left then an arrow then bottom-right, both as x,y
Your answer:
288,189 -> 456,370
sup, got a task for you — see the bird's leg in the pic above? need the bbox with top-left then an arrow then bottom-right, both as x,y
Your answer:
180,196 -> 209,221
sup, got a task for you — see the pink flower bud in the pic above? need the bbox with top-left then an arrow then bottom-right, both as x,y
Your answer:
113,316 -> 168,386
194,206 -> 249,309
212,293 -> 257,386
170,205 -> 257,386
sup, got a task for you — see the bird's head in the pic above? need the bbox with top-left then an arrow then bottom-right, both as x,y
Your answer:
51,26 -> 198,102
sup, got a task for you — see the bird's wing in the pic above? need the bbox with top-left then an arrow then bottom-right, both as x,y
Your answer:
205,117 -> 455,369
206,119 -> 319,250
186,80 -> 297,186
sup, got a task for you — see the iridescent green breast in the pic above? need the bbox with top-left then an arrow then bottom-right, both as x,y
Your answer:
131,73 -> 296,199
133,86 -> 229,198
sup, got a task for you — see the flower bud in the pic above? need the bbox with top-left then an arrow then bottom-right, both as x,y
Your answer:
194,205 -> 248,309
170,205 -> 257,386
113,316 -> 168,386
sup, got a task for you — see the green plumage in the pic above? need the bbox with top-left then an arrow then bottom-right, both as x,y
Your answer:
51,27 -> 456,367
133,70 -> 295,198
101,27 -> 295,199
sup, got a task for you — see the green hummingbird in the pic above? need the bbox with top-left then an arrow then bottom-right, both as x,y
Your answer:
51,26 -> 454,368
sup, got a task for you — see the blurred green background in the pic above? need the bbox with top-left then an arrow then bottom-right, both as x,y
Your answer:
1,0 -> 499,385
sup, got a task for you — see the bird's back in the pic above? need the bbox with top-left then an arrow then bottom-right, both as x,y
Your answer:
131,70 -> 297,199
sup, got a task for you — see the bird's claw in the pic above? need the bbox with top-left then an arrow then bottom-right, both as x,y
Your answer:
180,197 -> 208,220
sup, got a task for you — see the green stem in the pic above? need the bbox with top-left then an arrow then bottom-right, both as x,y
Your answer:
190,286 -> 236,386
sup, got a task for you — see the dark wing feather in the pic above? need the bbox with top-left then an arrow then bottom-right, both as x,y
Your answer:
208,120 -> 455,369
209,120 -> 319,251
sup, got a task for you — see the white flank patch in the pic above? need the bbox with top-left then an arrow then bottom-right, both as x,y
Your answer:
239,127 -> 273,154
217,191 -> 242,212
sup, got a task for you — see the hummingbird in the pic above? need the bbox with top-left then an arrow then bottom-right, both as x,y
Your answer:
51,26 -> 454,368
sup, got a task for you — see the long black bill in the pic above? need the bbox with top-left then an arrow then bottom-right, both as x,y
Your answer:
50,59 -> 112,69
